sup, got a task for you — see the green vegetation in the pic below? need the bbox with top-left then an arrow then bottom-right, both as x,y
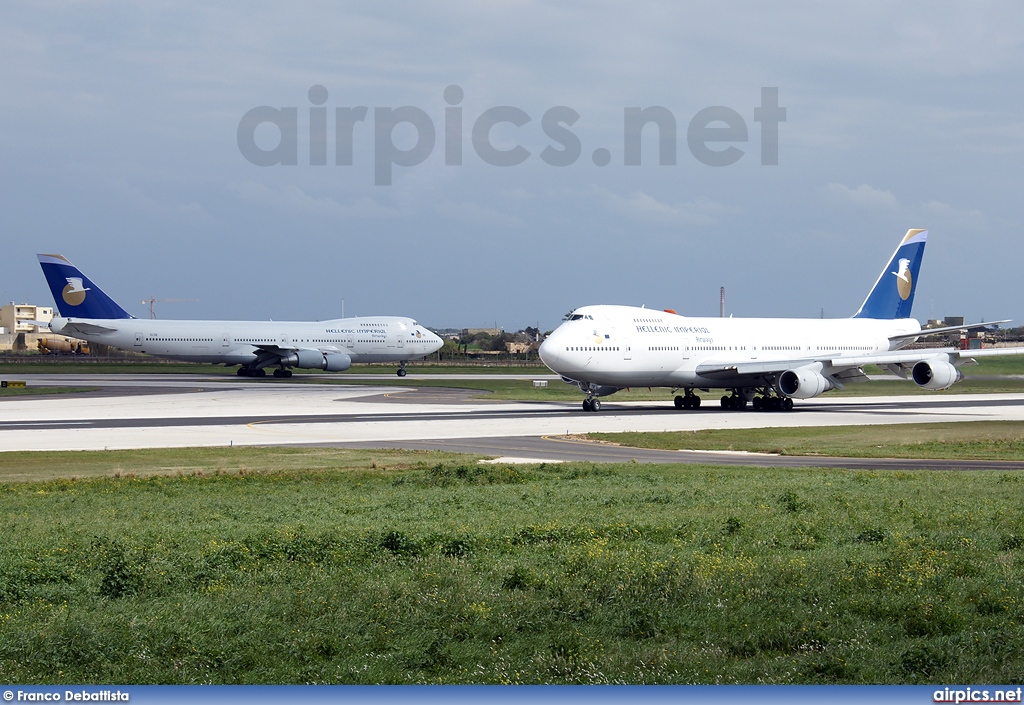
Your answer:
1,449 -> 1023,684
591,421 -> 1024,460
0,386 -> 96,398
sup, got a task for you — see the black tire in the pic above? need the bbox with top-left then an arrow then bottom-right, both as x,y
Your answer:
582,398 -> 592,412
591,398 -> 601,412
784,397 -> 794,411
692,396 -> 701,408
397,368 -> 408,377
674,395 -> 684,409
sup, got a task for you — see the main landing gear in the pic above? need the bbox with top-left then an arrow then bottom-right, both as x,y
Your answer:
582,397 -> 601,412
397,361 -> 408,377
237,365 -> 292,378
716,387 -> 794,412
674,391 -> 702,410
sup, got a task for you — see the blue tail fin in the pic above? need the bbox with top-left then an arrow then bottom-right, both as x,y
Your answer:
853,229 -> 927,319
37,254 -> 133,319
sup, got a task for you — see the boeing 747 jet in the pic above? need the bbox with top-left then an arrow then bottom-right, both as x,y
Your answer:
37,254 -> 443,377
539,229 -> 1024,411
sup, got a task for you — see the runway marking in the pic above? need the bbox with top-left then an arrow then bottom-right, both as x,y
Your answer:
480,457 -> 564,465
675,448 -> 781,456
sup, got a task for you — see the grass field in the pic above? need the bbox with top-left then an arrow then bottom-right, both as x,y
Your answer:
0,386 -> 96,398
1,448 -> 1023,684
590,421 -> 1024,461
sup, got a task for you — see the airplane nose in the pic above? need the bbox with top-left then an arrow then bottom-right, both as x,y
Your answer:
538,334 -> 562,370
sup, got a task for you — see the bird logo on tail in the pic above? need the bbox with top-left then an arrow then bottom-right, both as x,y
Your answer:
62,277 -> 91,306
892,258 -> 912,301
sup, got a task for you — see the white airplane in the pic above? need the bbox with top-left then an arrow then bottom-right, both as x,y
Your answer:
539,229 -> 1024,411
37,254 -> 443,377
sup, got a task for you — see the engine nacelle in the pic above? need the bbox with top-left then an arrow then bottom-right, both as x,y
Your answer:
322,352 -> 352,371
280,349 -> 352,372
912,358 -> 961,390
776,367 -> 833,399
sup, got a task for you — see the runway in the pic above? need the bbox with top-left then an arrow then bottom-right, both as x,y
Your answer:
3,373 -> 1024,469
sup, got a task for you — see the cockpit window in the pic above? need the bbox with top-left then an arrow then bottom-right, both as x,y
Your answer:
568,314 -> 593,321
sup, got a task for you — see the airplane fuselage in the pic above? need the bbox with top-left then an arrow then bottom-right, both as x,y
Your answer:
50,315 -> 439,366
540,304 -> 922,389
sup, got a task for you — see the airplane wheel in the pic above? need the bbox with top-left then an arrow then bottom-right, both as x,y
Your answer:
784,397 -> 794,411
285,370 -> 293,378
397,369 -> 408,377
591,399 -> 601,412
752,396 -> 762,410
692,396 -> 701,408
237,367 -> 249,377
273,369 -> 284,378
720,395 -> 730,408
255,368 -> 266,377
674,395 -> 684,409
583,398 -> 593,412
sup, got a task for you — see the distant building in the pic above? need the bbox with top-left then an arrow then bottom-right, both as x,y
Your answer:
0,302 -> 89,353
1,303 -> 52,334
505,342 -> 534,354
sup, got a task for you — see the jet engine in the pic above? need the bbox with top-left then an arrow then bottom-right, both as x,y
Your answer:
912,358 -> 961,390
322,353 -> 352,371
776,367 -> 833,399
280,349 -> 352,372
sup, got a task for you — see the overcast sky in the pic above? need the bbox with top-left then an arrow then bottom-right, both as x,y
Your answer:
2,2 -> 1023,331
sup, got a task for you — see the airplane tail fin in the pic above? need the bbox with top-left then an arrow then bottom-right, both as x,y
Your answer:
853,229 -> 927,319
37,254 -> 133,319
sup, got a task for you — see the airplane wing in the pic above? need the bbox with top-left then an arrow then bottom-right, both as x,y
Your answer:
695,346 -> 1024,386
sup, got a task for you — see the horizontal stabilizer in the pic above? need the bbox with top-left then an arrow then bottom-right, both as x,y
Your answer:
888,320 -> 1011,341
55,320 -> 121,336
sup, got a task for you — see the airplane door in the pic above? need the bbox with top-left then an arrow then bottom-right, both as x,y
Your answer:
623,339 -> 632,360
222,335 -> 230,348
397,333 -> 404,350
134,334 -> 143,347
682,338 -> 690,360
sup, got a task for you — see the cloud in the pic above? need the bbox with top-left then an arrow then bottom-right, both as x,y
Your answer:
917,199 -> 988,229
595,187 -> 733,226
823,183 -> 989,230
823,183 -> 900,208
431,199 -> 525,228
227,181 -> 398,219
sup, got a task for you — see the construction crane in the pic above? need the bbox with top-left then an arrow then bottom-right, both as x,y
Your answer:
142,298 -> 199,319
